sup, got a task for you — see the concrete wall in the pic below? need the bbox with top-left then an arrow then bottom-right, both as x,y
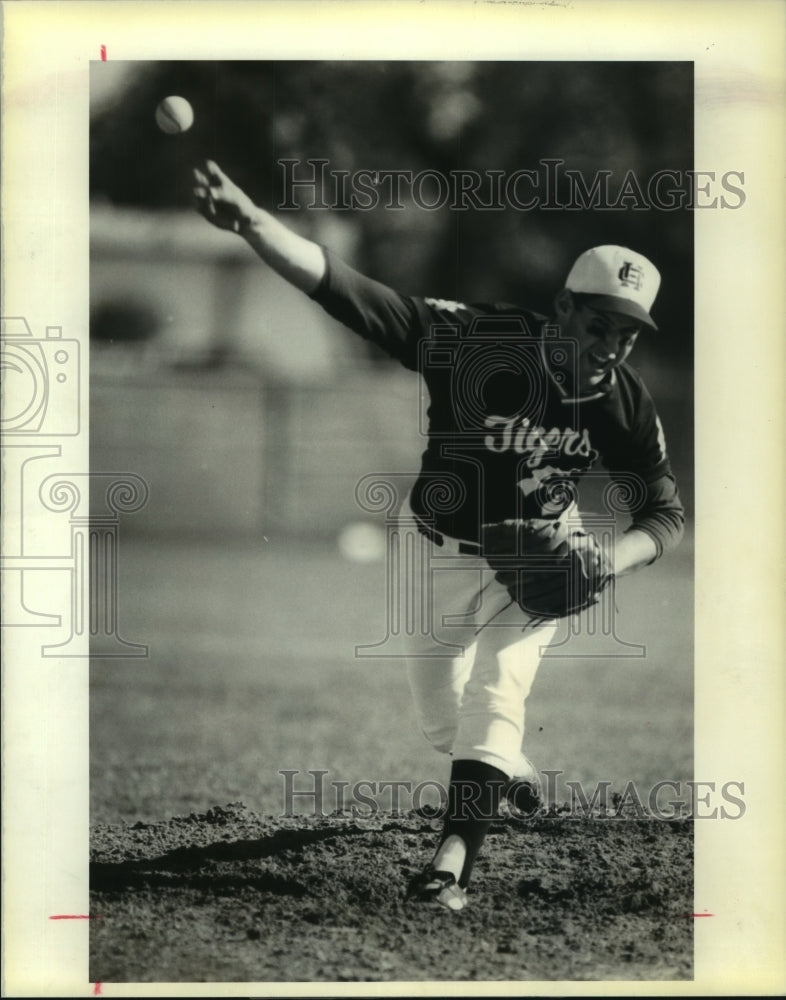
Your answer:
91,368 -> 423,539
91,206 -> 423,539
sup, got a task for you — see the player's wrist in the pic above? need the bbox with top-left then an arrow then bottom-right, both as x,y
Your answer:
613,529 -> 657,576
237,204 -> 264,239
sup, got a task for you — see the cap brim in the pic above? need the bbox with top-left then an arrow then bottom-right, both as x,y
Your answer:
580,294 -> 658,331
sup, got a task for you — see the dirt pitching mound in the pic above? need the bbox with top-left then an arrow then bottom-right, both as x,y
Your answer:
90,802 -> 693,983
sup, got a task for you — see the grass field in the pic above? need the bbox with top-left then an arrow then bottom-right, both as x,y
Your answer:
91,530 -> 693,823
89,529 -> 694,982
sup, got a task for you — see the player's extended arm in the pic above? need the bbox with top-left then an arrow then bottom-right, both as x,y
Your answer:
192,160 -> 325,294
195,159 -> 420,363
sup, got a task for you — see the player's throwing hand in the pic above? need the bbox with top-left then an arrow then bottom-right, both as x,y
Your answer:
192,161 -> 325,291
192,160 -> 257,235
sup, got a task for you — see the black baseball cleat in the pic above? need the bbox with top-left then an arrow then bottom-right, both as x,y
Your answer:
406,865 -> 468,911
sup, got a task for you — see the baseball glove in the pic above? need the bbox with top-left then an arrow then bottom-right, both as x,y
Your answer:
481,517 -> 614,620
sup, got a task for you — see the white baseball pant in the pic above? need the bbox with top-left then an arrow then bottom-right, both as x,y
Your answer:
396,494 -> 559,778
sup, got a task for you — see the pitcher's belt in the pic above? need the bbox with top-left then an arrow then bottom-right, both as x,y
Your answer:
412,514 -> 483,556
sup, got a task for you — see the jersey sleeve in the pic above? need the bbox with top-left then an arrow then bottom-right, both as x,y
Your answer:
621,471 -> 685,559
603,376 -> 685,558
308,247 -> 425,369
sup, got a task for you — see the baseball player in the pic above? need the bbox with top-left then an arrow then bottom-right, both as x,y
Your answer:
193,160 -> 685,912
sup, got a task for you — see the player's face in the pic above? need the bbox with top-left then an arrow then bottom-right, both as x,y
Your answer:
555,295 -> 640,391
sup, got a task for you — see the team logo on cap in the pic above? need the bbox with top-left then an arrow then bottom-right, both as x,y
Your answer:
617,262 -> 644,290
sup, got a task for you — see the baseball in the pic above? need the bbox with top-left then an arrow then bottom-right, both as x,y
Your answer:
337,522 -> 386,563
155,96 -> 194,134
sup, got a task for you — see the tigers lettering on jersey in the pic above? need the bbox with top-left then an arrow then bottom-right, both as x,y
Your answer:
483,415 -> 598,468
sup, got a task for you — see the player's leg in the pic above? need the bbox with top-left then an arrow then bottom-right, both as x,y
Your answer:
452,597 -> 556,776
405,644 -> 476,756
394,494 -> 487,756
396,497 -> 553,908
411,589 -> 557,905
401,566 -> 484,760
393,515 -> 493,908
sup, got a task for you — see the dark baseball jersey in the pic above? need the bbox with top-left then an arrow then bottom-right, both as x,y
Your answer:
310,249 -> 684,554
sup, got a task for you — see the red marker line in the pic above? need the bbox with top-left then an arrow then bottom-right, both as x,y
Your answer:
693,912 -> 714,917
49,914 -> 101,920
93,983 -> 102,996
100,45 -> 107,61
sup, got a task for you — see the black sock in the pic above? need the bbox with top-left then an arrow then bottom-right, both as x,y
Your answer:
440,759 -> 507,889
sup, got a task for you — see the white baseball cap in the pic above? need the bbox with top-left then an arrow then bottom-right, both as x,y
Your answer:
565,245 -> 661,330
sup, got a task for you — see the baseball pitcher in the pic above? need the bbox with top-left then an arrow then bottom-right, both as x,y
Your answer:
193,160 -> 684,912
